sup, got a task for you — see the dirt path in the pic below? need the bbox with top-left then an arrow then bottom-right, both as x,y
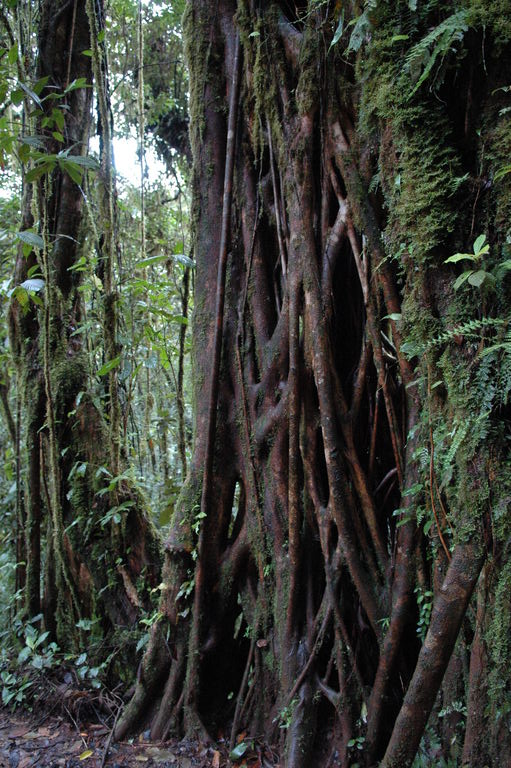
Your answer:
0,712 -> 217,767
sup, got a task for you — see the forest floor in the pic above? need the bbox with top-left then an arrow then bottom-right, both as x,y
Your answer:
0,667 -> 276,767
0,710 -> 228,768
0,706 -> 276,768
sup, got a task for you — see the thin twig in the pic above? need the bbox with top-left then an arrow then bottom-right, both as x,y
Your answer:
100,702 -> 123,768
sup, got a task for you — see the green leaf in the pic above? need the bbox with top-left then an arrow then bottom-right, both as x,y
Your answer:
473,234 -> 486,254
346,11 -> 371,54
496,259 -> 511,275
19,143 -> 30,163
229,742 -> 249,761
495,165 -> 511,182
32,76 -> 50,96
17,646 -> 31,664
444,252 -> 477,264
60,154 -> 98,169
136,635 -> 148,653
64,77 -> 89,93
329,10 -> 344,50
468,270 -> 493,288
52,131 -> 64,143
19,278 -> 45,293
52,108 -> 65,131
97,356 -> 121,377
19,135 -> 45,148
17,80 -> 43,109
27,264 -> 43,278
79,750 -> 94,760
453,270 -> 473,291
136,254 -> 168,269
82,49 -> 93,57
76,618 -> 97,631
60,160 -> 83,185
10,88 -> 24,106
423,519 -> 434,535
173,252 -> 194,268
17,230 -> 44,249
8,44 -> 18,65
25,162 -> 55,183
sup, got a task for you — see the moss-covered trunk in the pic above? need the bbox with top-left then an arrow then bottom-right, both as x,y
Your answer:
117,1 -> 511,765
9,0 -> 161,653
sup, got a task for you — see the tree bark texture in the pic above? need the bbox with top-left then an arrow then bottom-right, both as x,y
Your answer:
116,1 -> 511,765
9,0 -> 161,650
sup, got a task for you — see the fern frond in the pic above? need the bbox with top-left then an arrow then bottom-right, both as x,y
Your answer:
406,10 -> 470,97
427,316 -> 507,348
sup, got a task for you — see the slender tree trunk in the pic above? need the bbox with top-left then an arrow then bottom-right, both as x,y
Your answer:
10,0 -> 162,650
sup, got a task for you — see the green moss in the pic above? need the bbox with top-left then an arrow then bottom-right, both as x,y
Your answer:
488,559 -> 511,719
182,2 -> 213,159
296,24 -> 320,117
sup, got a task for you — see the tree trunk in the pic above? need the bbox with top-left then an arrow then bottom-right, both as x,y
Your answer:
9,0 -> 161,651
117,2 -> 511,766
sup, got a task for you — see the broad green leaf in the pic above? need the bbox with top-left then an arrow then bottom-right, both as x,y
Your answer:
473,234 -> 486,254
32,76 -> 50,96
79,750 -> 94,760
19,278 -> 44,293
444,252 -> 477,264
10,88 -> 24,106
61,154 -> 98,169
34,630 -> 49,647
25,162 -> 55,182
64,77 -> 89,93
11,287 -> 29,311
17,646 -> 31,664
60,160 -> 83,185
17,230 -> 44,249
19,143 -> 30,163
27,265 -> 42,278
52,108 -> 65,131
173,252 -> 194,268
2,689 -> 15,705
346,11 -> 371,54
136,254 -> 168,269
453,270 -> 473,291
97,356 -> 121,377
467,270 -> 492,288
19,135 -> 45,148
